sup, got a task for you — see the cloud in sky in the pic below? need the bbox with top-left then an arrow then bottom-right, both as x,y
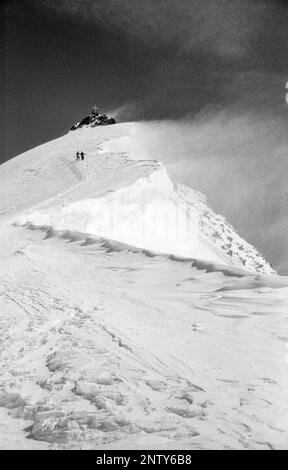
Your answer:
25,0 -> 288,121
32,0 -> 287,62
4,0 -> 288,162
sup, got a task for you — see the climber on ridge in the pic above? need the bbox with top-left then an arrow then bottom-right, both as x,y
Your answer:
76,151 -> 80,161
80,151 -> 85,161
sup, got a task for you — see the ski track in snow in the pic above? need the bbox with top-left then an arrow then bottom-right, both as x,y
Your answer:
0,124 -> 288,449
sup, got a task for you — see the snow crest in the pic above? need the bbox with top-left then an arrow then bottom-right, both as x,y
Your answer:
10,126 -> 274,275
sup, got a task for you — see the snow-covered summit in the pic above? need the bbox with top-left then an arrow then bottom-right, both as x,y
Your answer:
70,106 -> 116,131
0,123 -> 274,275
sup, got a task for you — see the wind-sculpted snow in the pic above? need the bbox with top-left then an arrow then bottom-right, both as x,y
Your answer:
0,123 -> 287,449
0,223 -> 288,449
6,123 -> 274,274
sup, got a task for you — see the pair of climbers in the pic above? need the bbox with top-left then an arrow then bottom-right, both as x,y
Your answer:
76,151 -> 85,161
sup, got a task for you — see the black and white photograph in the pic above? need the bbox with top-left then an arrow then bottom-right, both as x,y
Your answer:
1,0 -> 288,452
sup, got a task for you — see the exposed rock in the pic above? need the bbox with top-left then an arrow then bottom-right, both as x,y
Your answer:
71,106 -> 116,131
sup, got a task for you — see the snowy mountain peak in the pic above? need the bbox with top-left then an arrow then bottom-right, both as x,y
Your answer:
0,123 -> 274,275
70,106 -> 116,131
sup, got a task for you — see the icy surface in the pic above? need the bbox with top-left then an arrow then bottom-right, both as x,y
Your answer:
0,123 -> 287,449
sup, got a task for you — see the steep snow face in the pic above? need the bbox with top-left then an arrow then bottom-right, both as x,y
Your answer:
17,167 -> 229,267
1,123 -> 274,274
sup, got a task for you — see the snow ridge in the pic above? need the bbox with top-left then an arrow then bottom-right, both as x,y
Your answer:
17,160 -> 274,275
0,122 -> 275,275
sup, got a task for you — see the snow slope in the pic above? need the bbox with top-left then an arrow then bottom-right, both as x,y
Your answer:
0,123 -> 288,450
2,123 -> 274,274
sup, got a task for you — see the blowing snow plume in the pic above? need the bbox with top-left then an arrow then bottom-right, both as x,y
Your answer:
3,0 -> 288,162
123,112 -> 288,274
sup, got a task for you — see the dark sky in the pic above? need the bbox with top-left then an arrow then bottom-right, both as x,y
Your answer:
1,0 -> 288,163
